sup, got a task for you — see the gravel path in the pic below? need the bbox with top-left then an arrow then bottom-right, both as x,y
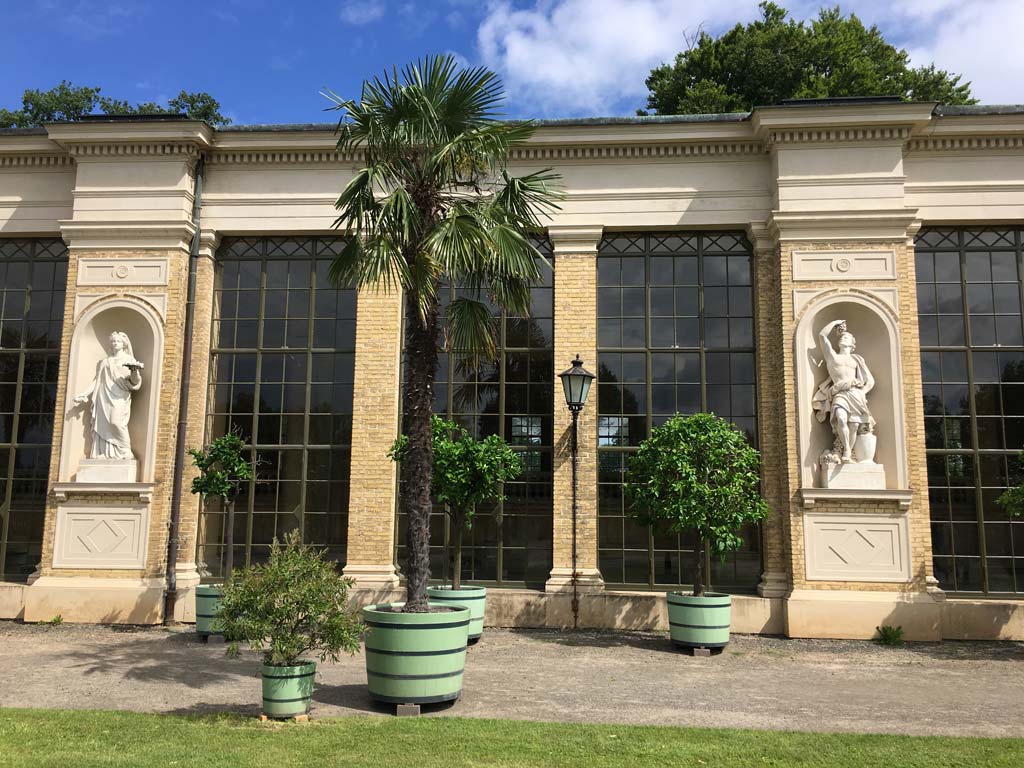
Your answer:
2,621 -> 1022,736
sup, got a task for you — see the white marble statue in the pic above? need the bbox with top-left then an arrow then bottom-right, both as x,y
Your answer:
812,319 -> 876,464
73,331 -> 144,461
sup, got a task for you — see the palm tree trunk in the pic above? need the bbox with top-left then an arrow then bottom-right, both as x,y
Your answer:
401,292 -> 439,612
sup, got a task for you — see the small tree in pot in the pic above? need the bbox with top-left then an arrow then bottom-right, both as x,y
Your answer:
218,530 -> 364,719
391,415 -> 521,642
625,413 -> 768,652
189,432 -> 253,640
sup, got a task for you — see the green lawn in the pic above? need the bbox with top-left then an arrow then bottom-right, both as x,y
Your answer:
1,708 -> 1021,768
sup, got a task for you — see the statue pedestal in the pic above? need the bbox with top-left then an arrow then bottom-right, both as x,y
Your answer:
77,459 -> 138,483
820,461 -> 885,490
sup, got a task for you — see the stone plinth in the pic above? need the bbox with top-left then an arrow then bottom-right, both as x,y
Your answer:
76,459 -> 137,483
820,461 -> 885,490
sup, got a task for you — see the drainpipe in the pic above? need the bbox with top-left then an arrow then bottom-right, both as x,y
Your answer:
164,155 -> 204,624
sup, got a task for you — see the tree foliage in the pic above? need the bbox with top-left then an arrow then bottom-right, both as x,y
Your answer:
390,415 -> 522,590
643,2 -> 975,115
997,451 -> 1024,519
0,81 -> 231,128
625,413 -> 768,596
217,531 -> 364,667
326,55 -> 561,611
189,433 -> 252,504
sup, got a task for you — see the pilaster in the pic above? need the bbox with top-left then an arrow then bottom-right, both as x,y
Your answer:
343,285 -> 403,591
546,225 -> 604,593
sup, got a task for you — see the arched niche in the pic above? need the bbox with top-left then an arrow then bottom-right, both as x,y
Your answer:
59,297 -> 164,483
794,291 -> 908,490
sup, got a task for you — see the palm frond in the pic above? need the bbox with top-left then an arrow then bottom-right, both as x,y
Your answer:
445,295 -> 498,366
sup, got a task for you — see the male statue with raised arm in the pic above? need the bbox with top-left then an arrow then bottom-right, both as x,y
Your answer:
812,319 -> 875,463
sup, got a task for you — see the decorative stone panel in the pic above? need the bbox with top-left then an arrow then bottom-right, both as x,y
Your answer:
792,249 -> 896,281
77,257 -> 169,286
804,511 -> 910,582
52,502 -> 150,569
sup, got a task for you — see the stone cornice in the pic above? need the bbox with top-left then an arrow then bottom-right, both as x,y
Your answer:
0,153 -> 74,168
906,135 -> 1024,152
767,126 -> 912,147
64,142 -> 202,161
207,149 -> 355,165
768,209 -> 920,243
59,219 -> 196,252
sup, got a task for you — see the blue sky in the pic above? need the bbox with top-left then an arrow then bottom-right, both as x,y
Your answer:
3,1 -> 1021,126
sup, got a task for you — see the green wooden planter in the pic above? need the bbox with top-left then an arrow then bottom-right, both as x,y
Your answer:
426,585 -> 487,643
195,584 -> 223,639
363,602 -> 470,705
666,592 -> 732,650
261,661 -> 316,718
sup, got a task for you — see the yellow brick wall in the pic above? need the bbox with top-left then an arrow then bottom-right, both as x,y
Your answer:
551,250 -> 599,574
344,286 -> 403,570
40,247 -> 192,581
766,239 -> 934,593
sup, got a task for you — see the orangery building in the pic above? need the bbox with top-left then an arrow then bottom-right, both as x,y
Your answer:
2,97 -> 1024,641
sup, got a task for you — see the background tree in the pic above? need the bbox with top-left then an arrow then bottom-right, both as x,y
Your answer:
625,413 -> 768,596
189,433 -> 253,579
0,81 -> 231,128
390,415 -> 522,590
643,2 -> 975,115
326,55 -> 560,612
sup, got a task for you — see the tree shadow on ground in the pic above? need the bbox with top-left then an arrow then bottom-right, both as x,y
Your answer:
56,630 -> 262,688
505,627 -> 683,654
312,683 -> 392,715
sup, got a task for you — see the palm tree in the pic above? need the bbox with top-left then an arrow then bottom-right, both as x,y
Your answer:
326,56 -> 561,612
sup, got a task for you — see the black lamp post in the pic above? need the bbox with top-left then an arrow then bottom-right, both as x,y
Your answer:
558,354 -> 595,629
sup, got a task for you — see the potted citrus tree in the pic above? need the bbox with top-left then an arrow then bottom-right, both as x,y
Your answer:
189,432 -> 252,640
327,54 -> 559,706
625,413 -> 768,652
217,531 -> 364,719
392,415 -> 521,644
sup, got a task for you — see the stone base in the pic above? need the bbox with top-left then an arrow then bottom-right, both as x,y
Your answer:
820,461 -> 886,489
76,459 -> 138,483
0,582 -> 26,619
170,563 -> 202,623
545,568 -> 605,594
784,588 -> 943,641
22,576 -> 165,624
758,571 -> 790,598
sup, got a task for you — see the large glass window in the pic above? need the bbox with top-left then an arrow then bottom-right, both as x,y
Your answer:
596,232 -> 760,591
917,228 -> 1024,594
199,237 -> 356,576
397,239 -> 554,588
0,239 -> 67,582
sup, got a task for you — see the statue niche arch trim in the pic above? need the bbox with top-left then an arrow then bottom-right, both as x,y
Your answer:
59,296 -> 164,484
794,290 -> 909,492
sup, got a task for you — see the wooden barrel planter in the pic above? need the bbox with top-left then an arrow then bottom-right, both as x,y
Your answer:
261,662 -> 316,718
363,602 -> 470,705
426,585 -> 487,643
666,592 -> 732,650
195,584 -> 224,640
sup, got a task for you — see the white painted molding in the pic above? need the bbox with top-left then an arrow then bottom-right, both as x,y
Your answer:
769,209 -> 920,242
77,257 -> 169,287
792,249 -> 896,281
51,501 -> 150,569
799,488 -> 912,511
52,482 -> 156,502
768,126 -> 912,147
547,224 -> 604,254
804,510 -> 911,582
907,136 -> 1024,152
74,292 -> 167,323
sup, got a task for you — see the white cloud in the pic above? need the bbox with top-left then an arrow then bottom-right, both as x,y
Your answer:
476,0 -> 1022,117
836,0 -> 1024,105
340,0 -> 386,25
477,0 -> 760,116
